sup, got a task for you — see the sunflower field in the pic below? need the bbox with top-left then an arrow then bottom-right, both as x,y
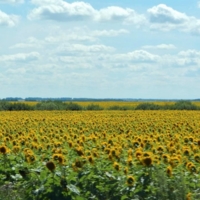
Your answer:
0,110 -> 200,200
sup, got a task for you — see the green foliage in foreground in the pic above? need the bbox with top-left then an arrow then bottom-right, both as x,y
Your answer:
0,153 -> 199,200
0,100 -> 200,111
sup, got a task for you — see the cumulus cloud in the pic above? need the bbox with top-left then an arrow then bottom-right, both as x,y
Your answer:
189,20 -> 200,35
157,50 -> 200,68
148,4 -> 188,24
44,28 -> 129,44
142,44 -> 176,50
178,49 -> 200,57
10,37 -> 42,49
28,1 -> 97,21
31,0 -> 62,6
92,29 -> 129,37
0,0 -> 24,3
10,28 -> 129,52
97,6 -> 145,24
28,0 -> 145,25
0,52 -> 40,62
0,10 -> 19,26
56,44 -> 115,56
127,50 -> 160,63
6,67 -> 27,74
114,50 -> 160,64
176,49 -> 200,66
147,4 -> 200,35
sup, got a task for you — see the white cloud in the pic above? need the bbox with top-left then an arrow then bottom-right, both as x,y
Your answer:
92,29 -> 129,37
44,28 -> 129,43
44,33 -> 96,43
0,0 -> 24,4
28,1 -> 97,21
28,2 -> 200,35
0,10 -> 19,26
148,4 -> 188,24
28,1 -> 145,25
31,0 -> 62,6
0,52 -> 40,62
198,1 -> 200,8
189,20 -> 200,35
56,44 -> 115,56
178,49 -> 200,57
98,6 -> 131,21
115,50 -> 160,63
10,37 -> 42,49
155,50 -> 200,68
6,67 -> 27,74
142,44 -> 176,50
176,49 -> 200,66
147,4 -> 200,35
97,6 -> 145,25
9,28 -> 129,52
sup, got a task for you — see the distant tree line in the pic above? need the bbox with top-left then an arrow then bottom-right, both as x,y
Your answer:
0,100 -> 200,111
134,101 -> 199,110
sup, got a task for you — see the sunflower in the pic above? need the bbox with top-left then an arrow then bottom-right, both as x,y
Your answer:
74,159 -> 83,168
75,146 -> 84,156
53,153 -> 65,165
162,154 -> 170,164
126,175 -> 135,186
141,156 -> 153,167
183,147 -> 191,156
105,147 -> 111,154
194,154 -> 200,163
25,153 -> 36,163
88,155 -> 94,164
169,156 -> 181,168
127,156 -> 133,166
186,162 -> 197,173
111,148 -> 116,156
156,145 -> 164,153
68,140 -> 73,148
24,148 -> 33,155
46,161 -> 56,172
92,151 -> 99,158
0,145 -> 9,154
143,152 -> 152,157
113,162 -> 120,171
166,165 -> 172,177
12,140 -> 17,146
133,141 -> 140,148
108,153 -> 113,161
186,193 -> 192,200
135,149 -> 143,159
191,145 -> 198,153
124,167 -> 128,175
12,145 -> 21,154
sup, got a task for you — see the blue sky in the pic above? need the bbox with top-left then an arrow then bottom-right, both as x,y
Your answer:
0,0 -> 200,99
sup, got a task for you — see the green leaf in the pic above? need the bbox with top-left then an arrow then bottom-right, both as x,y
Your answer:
55,171 -> 62,177
10,174 -> 23,181
105,172 -> 115,180
67,184 -> 80,195
121,195 -> 129,200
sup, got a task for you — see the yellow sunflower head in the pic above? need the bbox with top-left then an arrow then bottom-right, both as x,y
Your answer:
0,145 -> 9,154
166,165 -> 172,177
126,175 -> 135,186
46,161 -> 56,172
